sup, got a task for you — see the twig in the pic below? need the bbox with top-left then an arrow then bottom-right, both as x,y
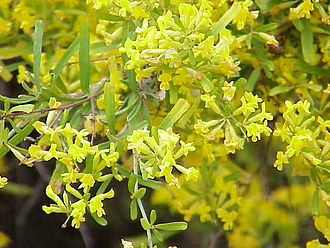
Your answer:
79,222 -> 95,248
90,97 -> 96,146
133,150 -> 153,248
208,230 -> 223,248
0,91 -> 102,120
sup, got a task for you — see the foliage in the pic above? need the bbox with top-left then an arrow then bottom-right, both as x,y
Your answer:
0,0 -> 330,247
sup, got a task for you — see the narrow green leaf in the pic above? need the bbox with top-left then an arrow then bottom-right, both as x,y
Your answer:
140,218 -> 151,230
299,19 -> 315,64
245,67 -> 261,91
33,20 -> 44,90
9,104 -> 35,113
169,84 -> 178,104
130,199 -> 138,220
269,85 -> 293,96
133,188 -> 146,199
300,83 -> 322,92
104,81 -> 116,134
199,74 -> 214,92
96,175 -> 113,195
50,37 -> 79,88
0,95 -> 36,104
128,174 -> 137,194
80,21 -> 91,93
1,182 -> 33,196
177,98 -> 200,128
311,188 -> 319,215
254,23 -> 278,32
296,61 -> 330,77
159,98 -> 190,129
0,118 -> 39,158
155,222 -> 188,231
49,161 -> 67,194
91,212 -> 108,226
127,100 -> 142,123
150,210 -> 157,225
211,2 -> 241,36
93,10 -> 125,22
153,229 -> 164,242
321,181 -> 330,194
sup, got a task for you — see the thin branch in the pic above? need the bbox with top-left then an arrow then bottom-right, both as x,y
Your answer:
0,91 -> 102,120
133,150 -> 153,248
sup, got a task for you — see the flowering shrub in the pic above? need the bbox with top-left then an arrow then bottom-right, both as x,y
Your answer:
0,0 -> 330,247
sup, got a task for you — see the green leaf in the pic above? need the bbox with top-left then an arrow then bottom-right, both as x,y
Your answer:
128,174 -> 137,194
154,222 -> 188,231
296,61 -> 330,77
50,37 -> 79,88
177,97 -> 200,128
96,175 -> 113,195
159,98 -> 190,129
0,118 -> 40,158
150,210 -> 157,225
140,218 -> 151,230
296,19 -> 315,64
117,120 -> 148,138
152,229 -> 163,242
321,181 -> 330,194
133,188 -> 146,199
91,212 -> 108,226
199,74 -> 214,92
245,67 -> 261,91
1,182 -> 33,196
93,10 -> 125,22
130,199 -> 138,220
49,161 -> 67,194
300,83 -> 323,92
0,95 -> 36,104
79,21 -> 91,93
269,85 -> 293,96
211,2 -> 241,36
33,20 -> 44,90
104,81 -> 116,135
254,23 -> 278,32
311,188 -> 319,215
9,104 -> 35,113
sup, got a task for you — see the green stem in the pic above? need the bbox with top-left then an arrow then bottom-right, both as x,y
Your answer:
133,150 -> 153,248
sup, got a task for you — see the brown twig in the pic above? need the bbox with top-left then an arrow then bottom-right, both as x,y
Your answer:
0,91 -> 102,120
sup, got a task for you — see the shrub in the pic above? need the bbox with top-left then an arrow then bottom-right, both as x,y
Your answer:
0,0 -> 330,247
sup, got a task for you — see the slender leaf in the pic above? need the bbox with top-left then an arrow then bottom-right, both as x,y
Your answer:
104,81 -> 116,134
159,98 -> 190,129
155,222 -> 188,231
311,188 -> 319,215
269,85 -> 293,96
130,199 -> 138,220
33,20 -> 44,90
245,67 -> 261,91
50,37 -> 79,88
211,3 -> 241,36
80,21 -> 91,93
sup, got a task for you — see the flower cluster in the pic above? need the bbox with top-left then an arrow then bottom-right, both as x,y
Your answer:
28,119 -> 119,228
195,89 -> 273,154
127,128 -> 198,187
273,100 -> 328,171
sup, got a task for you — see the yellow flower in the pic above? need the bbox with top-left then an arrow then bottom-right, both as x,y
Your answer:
0,176 -> 8,188
79,174 -> 95,193
89,189 -> 115,217
222,81 -> 236,101
290,0 -> 314,20
70,199 -> 86,228
274,151 -> 289,171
